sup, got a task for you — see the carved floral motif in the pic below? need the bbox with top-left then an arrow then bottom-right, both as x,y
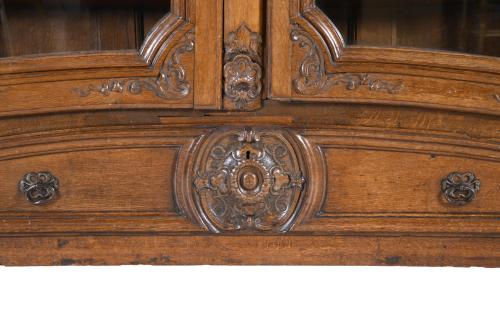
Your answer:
290,24 -> 404,95
224,24 -> 263,110
192,129 -> 306,233
74,31 -> 194,99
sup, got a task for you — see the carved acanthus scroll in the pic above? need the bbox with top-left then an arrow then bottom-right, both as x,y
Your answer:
223,24 -> 263,110
290,24 -> 404,95
74,31 -> 195,99
188,128 -> 307,233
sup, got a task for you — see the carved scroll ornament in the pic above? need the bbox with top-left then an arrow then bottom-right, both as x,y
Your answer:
224,24 -> 263,110
189,128 -> 307,233
74,31 -> 195,99
290,24 -> 403,95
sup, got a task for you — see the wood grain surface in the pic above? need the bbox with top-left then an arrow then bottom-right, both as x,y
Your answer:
1,235 -> 498,267
0,1 -> 499,266
193,0 -> 223,109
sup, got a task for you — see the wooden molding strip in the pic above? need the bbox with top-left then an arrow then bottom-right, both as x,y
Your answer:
1,235 -> 499,267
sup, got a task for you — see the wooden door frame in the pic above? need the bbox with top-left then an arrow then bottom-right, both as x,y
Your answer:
268,0 -> 500,116
0,0 -> 224,115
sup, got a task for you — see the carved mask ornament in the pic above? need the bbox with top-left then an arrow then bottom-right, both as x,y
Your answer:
191,129 -> 307,233
223,24 -> 263,110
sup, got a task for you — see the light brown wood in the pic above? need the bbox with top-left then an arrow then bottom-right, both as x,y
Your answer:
0,126 -> 203,234
321,148 -> 500,215
0,1 -> 499,266
224,0 -> 263,34
194,0 -> 223,109
0,235 -> 499,267
267,0 -> 292,98
0,103 -> 497,239
1,148 -> 178,213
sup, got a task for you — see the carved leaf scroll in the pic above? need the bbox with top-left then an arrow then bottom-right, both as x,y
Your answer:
74,31 -> 194,99
290,23 -> 404,95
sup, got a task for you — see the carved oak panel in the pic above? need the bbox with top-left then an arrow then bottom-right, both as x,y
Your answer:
179,128 -> 311,233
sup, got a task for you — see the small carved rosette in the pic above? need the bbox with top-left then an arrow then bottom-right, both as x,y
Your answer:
191,129 -> 306,233
441,172 -> 480,206
19,172 -> 59,205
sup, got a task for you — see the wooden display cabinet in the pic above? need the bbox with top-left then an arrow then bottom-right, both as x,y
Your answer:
0,0 -> 499,266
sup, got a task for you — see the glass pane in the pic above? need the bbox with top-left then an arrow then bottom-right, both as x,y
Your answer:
317,0 -> 500,57
0,0 -> 170,57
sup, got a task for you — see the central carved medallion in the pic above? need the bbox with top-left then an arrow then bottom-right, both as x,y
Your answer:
191,129 -> 306,233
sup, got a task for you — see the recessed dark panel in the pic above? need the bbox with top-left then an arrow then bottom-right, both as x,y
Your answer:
0,0 -> 171,57
316,0 -> 500,56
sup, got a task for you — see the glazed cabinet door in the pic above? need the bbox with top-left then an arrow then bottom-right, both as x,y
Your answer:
0,0 -> 224,115
268,0 -> 500,115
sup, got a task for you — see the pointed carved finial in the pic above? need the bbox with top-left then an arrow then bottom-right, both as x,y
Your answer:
225,23 -> 262,62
